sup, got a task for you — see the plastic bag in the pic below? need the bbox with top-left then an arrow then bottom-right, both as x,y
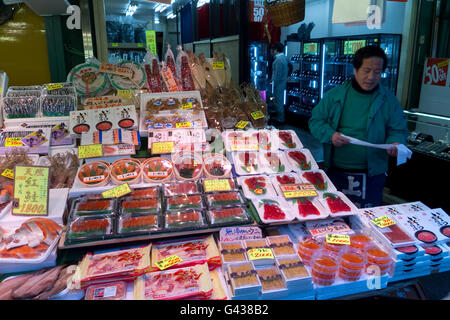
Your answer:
143,50 -> 164,93
176,46 -> 196,91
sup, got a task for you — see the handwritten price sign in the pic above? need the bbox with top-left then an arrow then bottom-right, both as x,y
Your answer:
371,215 -> 396,228
424,58 -> 449,87
247,248 -> 274,261
326,234 -> 350,245
203,179 -> 232,193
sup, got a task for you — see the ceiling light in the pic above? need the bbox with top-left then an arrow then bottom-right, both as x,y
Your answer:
167,13 -> 176,19
197,0 -> 210,8
126,2 -> 138,16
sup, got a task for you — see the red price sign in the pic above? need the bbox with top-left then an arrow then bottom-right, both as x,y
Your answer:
424,58 -> 449,87
249,0 -> 265,22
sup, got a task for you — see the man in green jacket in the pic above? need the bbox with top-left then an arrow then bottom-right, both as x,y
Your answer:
309,46 -> 408,208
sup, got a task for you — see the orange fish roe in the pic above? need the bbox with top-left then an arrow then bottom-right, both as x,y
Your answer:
350,234 -> 372,250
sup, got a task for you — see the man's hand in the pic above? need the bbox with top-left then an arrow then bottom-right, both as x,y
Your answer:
332,132 -> 351,147
387,143 -> 400,157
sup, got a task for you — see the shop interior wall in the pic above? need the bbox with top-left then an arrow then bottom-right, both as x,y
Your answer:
0,4 -> 51,86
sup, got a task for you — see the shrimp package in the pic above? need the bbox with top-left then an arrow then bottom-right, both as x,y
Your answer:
72,244 -> 152,288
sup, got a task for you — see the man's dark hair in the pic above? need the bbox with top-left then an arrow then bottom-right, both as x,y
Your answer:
353,46 -> 387,71
272,42 -> 284,53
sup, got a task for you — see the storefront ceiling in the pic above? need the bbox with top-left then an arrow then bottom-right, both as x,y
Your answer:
105,0 -> 171,18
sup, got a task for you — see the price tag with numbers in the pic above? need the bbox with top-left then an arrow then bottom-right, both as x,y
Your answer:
176,122 -> 192,128
371,215 -> 396,228
424,58 -> 449,87
326,234 -> 350,245
203,179 -> 232,193
251,110 -> 265,120
179,102 -> 193,110
151,141 -> 174,154
78,144 -> 103,159
247,248 -> 274,261
235,120 -> 248,129
101,183 -> 132,199
213,62 -> 225,70
280,183 -> 318,199
1,169 -> 14,179
45,83 -> 63,91
154,255 -> 183,271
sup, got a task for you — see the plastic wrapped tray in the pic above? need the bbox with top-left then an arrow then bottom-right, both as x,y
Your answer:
251,197 -> 295,225
127,186 -> 161,199
165,194 -> 204,211
220,241 -> 247,264
117,212 -> 161,235
300,169 -> 337,194
163,180 -> 201,197
163,209 -> 207,230
121,197 -> 162,214
206,206 -> 253,226
285,149 -> 319,172
232,152 -> 263,176
205,192 -> 246,208
266,235 -> 297,257
67,215 -> 113,241
238,175 -> 278,199
277,130 -> 303,150
71,198 -> 116,217
286,196 -> 329,222
318,191 -> 358,217
85,281 -> 127,300
258,151 -> 293,174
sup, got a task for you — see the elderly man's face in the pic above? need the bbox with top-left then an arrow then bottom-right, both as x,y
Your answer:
354,57 -> 384,91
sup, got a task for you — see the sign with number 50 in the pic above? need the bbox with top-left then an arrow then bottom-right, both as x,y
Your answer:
424,58 -> 449,87
250,0 -> 266,23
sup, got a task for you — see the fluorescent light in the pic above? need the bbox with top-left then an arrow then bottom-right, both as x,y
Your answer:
126,2 -> 138,16
197,0 -> 210,8
403,110 -> 450,121
167,13 -> 176,19
154,15 -> 160,24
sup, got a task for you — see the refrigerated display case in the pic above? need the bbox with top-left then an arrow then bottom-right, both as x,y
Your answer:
249,41 -> 271,100
286,40 -> 322,119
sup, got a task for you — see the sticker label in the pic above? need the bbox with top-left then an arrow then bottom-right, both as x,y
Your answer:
117,90 -> 132,99
235,121 -> 249,129
179,102 -> 193,110
83,175 -> 105,183
247,248 -> 274,260
1,169 -> 14,179
213,61 -> 225,70
147,171 -> 169,178
100,63 -> 133,79
5,137 -> 24,147
94,286 -> 117,299
251,110 -> 265,120
45,83 -> 63,91
78,144 -> 103,159
154,255 -> 183,271
280,183 -> 318,199
175,122 -> 192,128
219,226 -> 263,242
151,141 -> 174,154
326,234 -> 350,245
116,172 -> 138,181
203,179 -> 232,193
101,183 -> 132,198
371,215 -> 396,228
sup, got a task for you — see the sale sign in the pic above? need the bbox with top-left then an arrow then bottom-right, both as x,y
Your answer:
423,58 -> 449,87
249,0 -> 265,22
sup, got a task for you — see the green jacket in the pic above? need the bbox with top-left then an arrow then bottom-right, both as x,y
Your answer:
308,80 -> 408,177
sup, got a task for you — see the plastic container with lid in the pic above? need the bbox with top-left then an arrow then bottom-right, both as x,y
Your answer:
72,198 -> 115,217
267,235 -> 297,257
276,254 -> 311,284
227,262 -> 261,297
297,240 -> 322,266
164,209 -> 206,230
206,206 -> 252,226
163,180 -> 200,197
127,186 -> 160,199
40,95 -> 77,117
338,248 -> 366,281
310,252 -> 340,286
76,161 -> 111,188
172,151 -> 203,181
142,157 -> 174,183
67,215 -> 113,241
350,233 -> 374,251
205,192 -> 246,209
165,194 -> 204,211
85,281 -> 127,300
121,197 -> 161,214
117,212 -> 160,235
232,152 -> 263,176
256,266 -> 288,299
323,240 -> 347,256
2,96 -> 40,119
202,153 -> 232,178
110,158 -> 141,185
277,130 -> 303,150
220,241 -> 247,264
259,151 -> 292,175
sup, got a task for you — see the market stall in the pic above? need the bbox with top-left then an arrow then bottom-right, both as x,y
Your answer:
0,44 -> 448,301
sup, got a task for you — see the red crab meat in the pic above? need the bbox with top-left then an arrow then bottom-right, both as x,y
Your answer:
297,198 -> 321,217
302,171 -> 327,191
279,131 -> 296,148
244,176 -> 267,195
276,175 -> 296,185
263,202 -> 286,220
288,151 -> 311,170
323,193 -> 351,213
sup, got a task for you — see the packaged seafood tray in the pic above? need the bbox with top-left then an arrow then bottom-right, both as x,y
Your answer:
66,215 -> 113,243
305,217 -> 355,241
255,265 -> 288,299
232,152 -> 263,176
258,151 -> 293,175
147,128 -> 206,153
163,180 -> 201,197
358,208 -> 417,248
238,175 -> 277,199
165,194 -> 204,211
151,235 -> 220,271
2,96 -> 40,119
243,238 -> 274,266
202,153 -> 232,178
390,201 -> 431,214
275,254 -> 313,291
285,149 -> 319,172
72,244 -> 152,288
201,178 -> 238,194
40,95 -> 76,117
300,170 -> 337,194
0,127 -> 51,155
219,241 -> 248,265
75,161 -> 111,188
266,235 -> 297,257
142,157 -> 174,183
85,281 -> 127,300
117,212 -> 161,235
134,263 -> 213,300
127,186 -> 161,199
226,262 -> 262,297
270,173 -> 304,196
163,209 -> 207,230
120,197 -> 162,214
139,91 -> 205,136
286,196 -> 329,222
172,151 -> 203,181
318,192 -> 358,217
251,197 -> 295,225
277,130 -> 303,150
71,198 -> 116,217
67,61 -> 110,97
223,130 -> 259,153
248,129 -> 277,151
0,218 -> 62,274
144,110 -> 207,131
109,61 -> 146,91
110,158 -> 142,185
205,191 -> 246,209
206,206 -> 253,226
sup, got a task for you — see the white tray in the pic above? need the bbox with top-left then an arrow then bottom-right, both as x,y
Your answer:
285,148 -> 319,173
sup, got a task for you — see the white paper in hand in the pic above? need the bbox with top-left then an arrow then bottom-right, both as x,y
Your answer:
395,144 -> 413,166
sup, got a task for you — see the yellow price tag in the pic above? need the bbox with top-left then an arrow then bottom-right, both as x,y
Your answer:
78,144 -> 103,159
213,61 -> 225,70
179,102 -> 193,110
175,122 -> 192,128
1,169 -> 14,179
151,141 -> 174,154
5,137 -> 24,147
251,110 -> 265,120
101,183 -> 132,199
280,184 -> 318,199
247,248 -> 274,261
371,216 -> 396,228
154,255 -> 183,271
326,234 -> 350,245
203,179 -> 232,193
117,90 -> 132,99
284,190 -> 318,198
12,166 -> 50,216
45,83 -> 63,91
111,43 -> 119,47
235,121 -> 248,129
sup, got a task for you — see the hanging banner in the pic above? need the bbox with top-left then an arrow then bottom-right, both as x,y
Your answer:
249,0 -> 266,23
146,30 -> 157,56
423,58 -> 449,87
